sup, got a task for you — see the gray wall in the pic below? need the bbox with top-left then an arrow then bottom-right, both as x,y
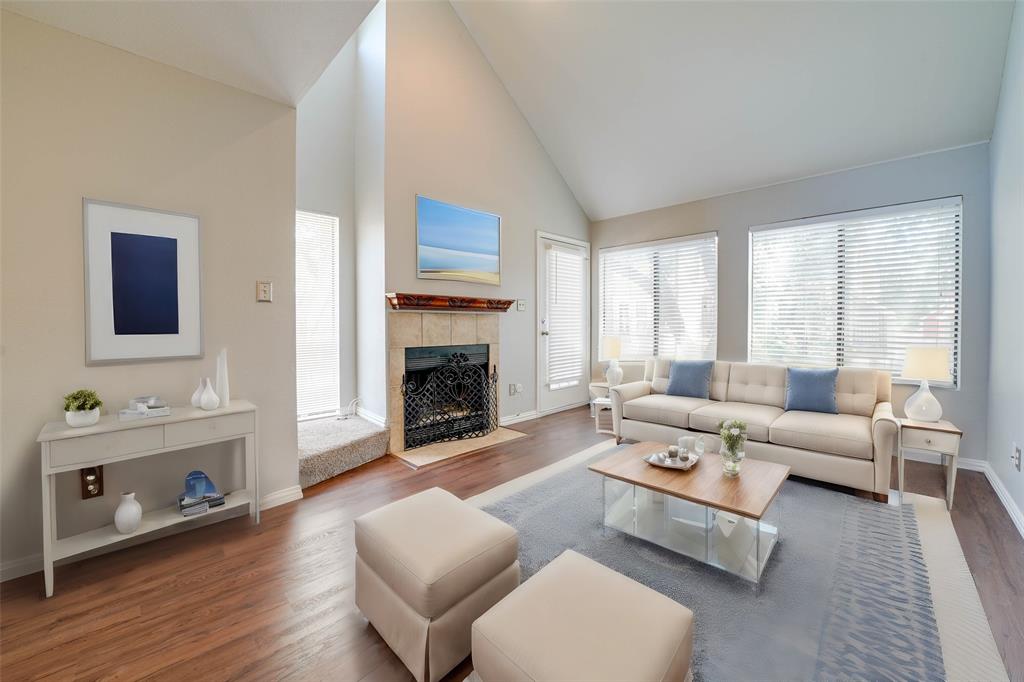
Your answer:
988,1 -> 1024,514
297,36 -> 358,409
590,144 -> 991,460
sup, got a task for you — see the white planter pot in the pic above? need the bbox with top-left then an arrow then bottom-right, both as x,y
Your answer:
114,492 -> 142,534
65,407 -> 100,428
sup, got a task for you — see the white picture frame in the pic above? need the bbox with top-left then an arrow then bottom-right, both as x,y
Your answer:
83,199 -> 203,364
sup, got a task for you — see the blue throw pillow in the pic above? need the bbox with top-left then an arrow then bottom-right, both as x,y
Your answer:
785,367 -> 839,413
666,360 -> 714,399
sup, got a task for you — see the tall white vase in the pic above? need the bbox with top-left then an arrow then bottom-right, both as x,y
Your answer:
215,348 -> 230,407
200,377 -> 220,411
114,492 -> 142,534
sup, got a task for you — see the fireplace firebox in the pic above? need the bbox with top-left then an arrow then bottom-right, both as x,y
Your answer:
402,344 -> 498,450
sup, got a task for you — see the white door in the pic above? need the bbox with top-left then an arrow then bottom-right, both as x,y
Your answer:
537,233 -> 590,414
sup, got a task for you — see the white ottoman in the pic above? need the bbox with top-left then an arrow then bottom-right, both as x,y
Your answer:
472,550 -> 694,682
355,487 -> 520,682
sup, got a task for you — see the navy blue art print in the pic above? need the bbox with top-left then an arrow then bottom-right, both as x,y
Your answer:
110,232 -> 179,335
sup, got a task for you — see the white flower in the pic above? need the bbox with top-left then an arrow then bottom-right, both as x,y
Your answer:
729,427 -> 740,435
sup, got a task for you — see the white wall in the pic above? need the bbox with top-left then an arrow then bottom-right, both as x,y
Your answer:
988,1 -> 1024,515
590,144 -> 992,459
297,37 -> 357,409
382,0 -> 590,419
353,1 -> 388,421
1,12 -> 299,575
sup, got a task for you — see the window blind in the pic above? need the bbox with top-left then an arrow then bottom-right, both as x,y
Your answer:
599,233 -> 718,360
749,197 -> 962,386
295,210 -> 341,418
546,244 -> 587,390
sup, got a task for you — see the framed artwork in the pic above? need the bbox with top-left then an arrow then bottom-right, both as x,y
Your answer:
83,199 -> 202,364
416,195 -> 500,286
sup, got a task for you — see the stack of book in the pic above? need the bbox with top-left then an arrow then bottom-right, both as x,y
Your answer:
177,492 -> 225,517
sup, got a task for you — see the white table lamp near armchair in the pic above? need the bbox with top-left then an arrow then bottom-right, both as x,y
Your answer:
601,335 -> 623,387
902,345 -> 951,422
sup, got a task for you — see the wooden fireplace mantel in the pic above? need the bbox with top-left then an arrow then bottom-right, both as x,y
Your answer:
385,293 -> 515,312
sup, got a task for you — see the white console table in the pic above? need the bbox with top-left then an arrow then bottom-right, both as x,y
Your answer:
37,401 -> 259,597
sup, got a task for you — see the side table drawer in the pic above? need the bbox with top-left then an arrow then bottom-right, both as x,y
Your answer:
49,426 -> 164,468
165,412 -> 255,447
902,427 -> 959,455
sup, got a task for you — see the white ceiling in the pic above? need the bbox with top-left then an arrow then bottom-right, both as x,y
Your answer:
453,1 -> 1014,221
2,0 -> 377,105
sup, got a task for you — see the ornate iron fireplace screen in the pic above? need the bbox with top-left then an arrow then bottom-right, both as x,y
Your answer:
402,351 -> 498,450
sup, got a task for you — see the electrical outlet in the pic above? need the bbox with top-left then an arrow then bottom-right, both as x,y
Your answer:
80,466 -> 103,499
256,280 -> 273,302
516,299 -> 526,312
1012,442 -> 1021,472
509,383 -> 517,396
515,383 -> 524,394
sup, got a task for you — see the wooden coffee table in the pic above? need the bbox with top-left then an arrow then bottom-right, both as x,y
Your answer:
589,441 -> 790,584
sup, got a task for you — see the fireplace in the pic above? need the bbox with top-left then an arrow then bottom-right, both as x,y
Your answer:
402,344 -> 498,450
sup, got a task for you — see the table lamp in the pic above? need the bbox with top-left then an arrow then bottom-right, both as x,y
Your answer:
902,345 -> 951,422
601,336 -> 623,387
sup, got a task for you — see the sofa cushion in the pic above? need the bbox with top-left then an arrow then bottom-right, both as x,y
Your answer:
785,367 -> 839,414
836,367 -> 879,417
472,550 -> 694,682
622,394 -> 711,429
688,402 -> 784,442
769,411 -> 874,460
649,358 -> 731,400
726,363 -> 787,407
666,360 -> 714,399
354,487 -> 519,618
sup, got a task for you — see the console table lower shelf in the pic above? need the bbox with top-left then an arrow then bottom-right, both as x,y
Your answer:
37,401 -> 259,597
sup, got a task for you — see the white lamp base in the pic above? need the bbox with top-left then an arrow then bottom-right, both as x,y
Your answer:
605,359 -> 623,388
904,379 -> 943,422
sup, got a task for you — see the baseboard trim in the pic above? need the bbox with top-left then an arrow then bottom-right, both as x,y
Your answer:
538,400 -> 591,417
1,553 -> 42,583
980,463 -> 1024,541
499,410 -> 539,426
356,406 -> 386,427
260,485 -> 303,510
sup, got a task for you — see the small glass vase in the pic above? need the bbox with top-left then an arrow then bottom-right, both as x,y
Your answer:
722,449 -> 745,478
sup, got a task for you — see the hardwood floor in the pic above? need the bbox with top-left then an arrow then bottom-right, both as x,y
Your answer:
1,407 -> 1021,681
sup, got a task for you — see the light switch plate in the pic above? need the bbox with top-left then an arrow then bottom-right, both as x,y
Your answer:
257,281 -> 273,302
516,299 -> 526,311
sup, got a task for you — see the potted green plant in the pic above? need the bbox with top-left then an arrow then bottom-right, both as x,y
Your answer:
64,389 -> 103,427
718,418 -> 747,478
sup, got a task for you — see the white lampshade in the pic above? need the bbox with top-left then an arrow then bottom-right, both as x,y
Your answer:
902,346 -> 951,382
601,336 -> 621,361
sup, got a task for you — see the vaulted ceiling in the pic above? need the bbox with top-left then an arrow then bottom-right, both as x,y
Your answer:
453,1 -> 1015,220
2,0 -> 376,105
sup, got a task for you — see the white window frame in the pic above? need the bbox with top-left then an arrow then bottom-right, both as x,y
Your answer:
747,197 -> 962,388
598,231 -> 719,362
295,209 -> 342,420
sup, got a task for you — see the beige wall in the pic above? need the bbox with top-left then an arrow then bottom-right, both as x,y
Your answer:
382,0 -> 590,420
988,1 -> 1024,514
590,144 -> 992,460
1,13 -> 299,574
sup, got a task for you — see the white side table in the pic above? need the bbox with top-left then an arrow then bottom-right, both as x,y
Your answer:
898,418 -> 963,510
593,397 -> 614,435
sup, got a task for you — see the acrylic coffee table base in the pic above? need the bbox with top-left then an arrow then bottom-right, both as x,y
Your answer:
602,477 -> 781,585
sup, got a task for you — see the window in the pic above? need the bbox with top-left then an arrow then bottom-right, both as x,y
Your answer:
749,197 -> 962,386
545,242 -> 587,390
599,233 -> 718,360
295,210 -> 340,419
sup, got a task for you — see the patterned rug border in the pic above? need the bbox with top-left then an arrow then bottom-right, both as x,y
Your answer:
467,440 -> 1008,682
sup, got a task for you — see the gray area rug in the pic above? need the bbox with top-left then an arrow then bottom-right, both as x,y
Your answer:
482,446 -> 945,682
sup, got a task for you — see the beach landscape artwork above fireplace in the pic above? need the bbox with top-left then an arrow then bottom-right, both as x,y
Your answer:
416,195 -> 500,286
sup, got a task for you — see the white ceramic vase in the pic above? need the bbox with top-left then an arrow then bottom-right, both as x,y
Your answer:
191,379 -> 204,408
200,377 -> 220,411
65,408 -> 100,428
114,492 -> 142,534
215,348 -> 230,407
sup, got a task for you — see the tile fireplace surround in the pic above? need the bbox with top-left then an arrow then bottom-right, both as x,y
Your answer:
387,311 -> 500,454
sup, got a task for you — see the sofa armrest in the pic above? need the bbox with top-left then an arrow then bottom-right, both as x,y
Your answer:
610,381 -> 651,438
871,401 -> 899,494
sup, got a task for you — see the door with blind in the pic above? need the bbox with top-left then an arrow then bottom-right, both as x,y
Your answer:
537,234 -> 590,414
295,210 -> 341,419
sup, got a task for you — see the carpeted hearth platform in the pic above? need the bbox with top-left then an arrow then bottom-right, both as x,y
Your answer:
468,441 -> 1007,682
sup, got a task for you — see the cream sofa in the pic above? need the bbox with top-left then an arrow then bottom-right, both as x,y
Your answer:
610,359 -> 898,499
